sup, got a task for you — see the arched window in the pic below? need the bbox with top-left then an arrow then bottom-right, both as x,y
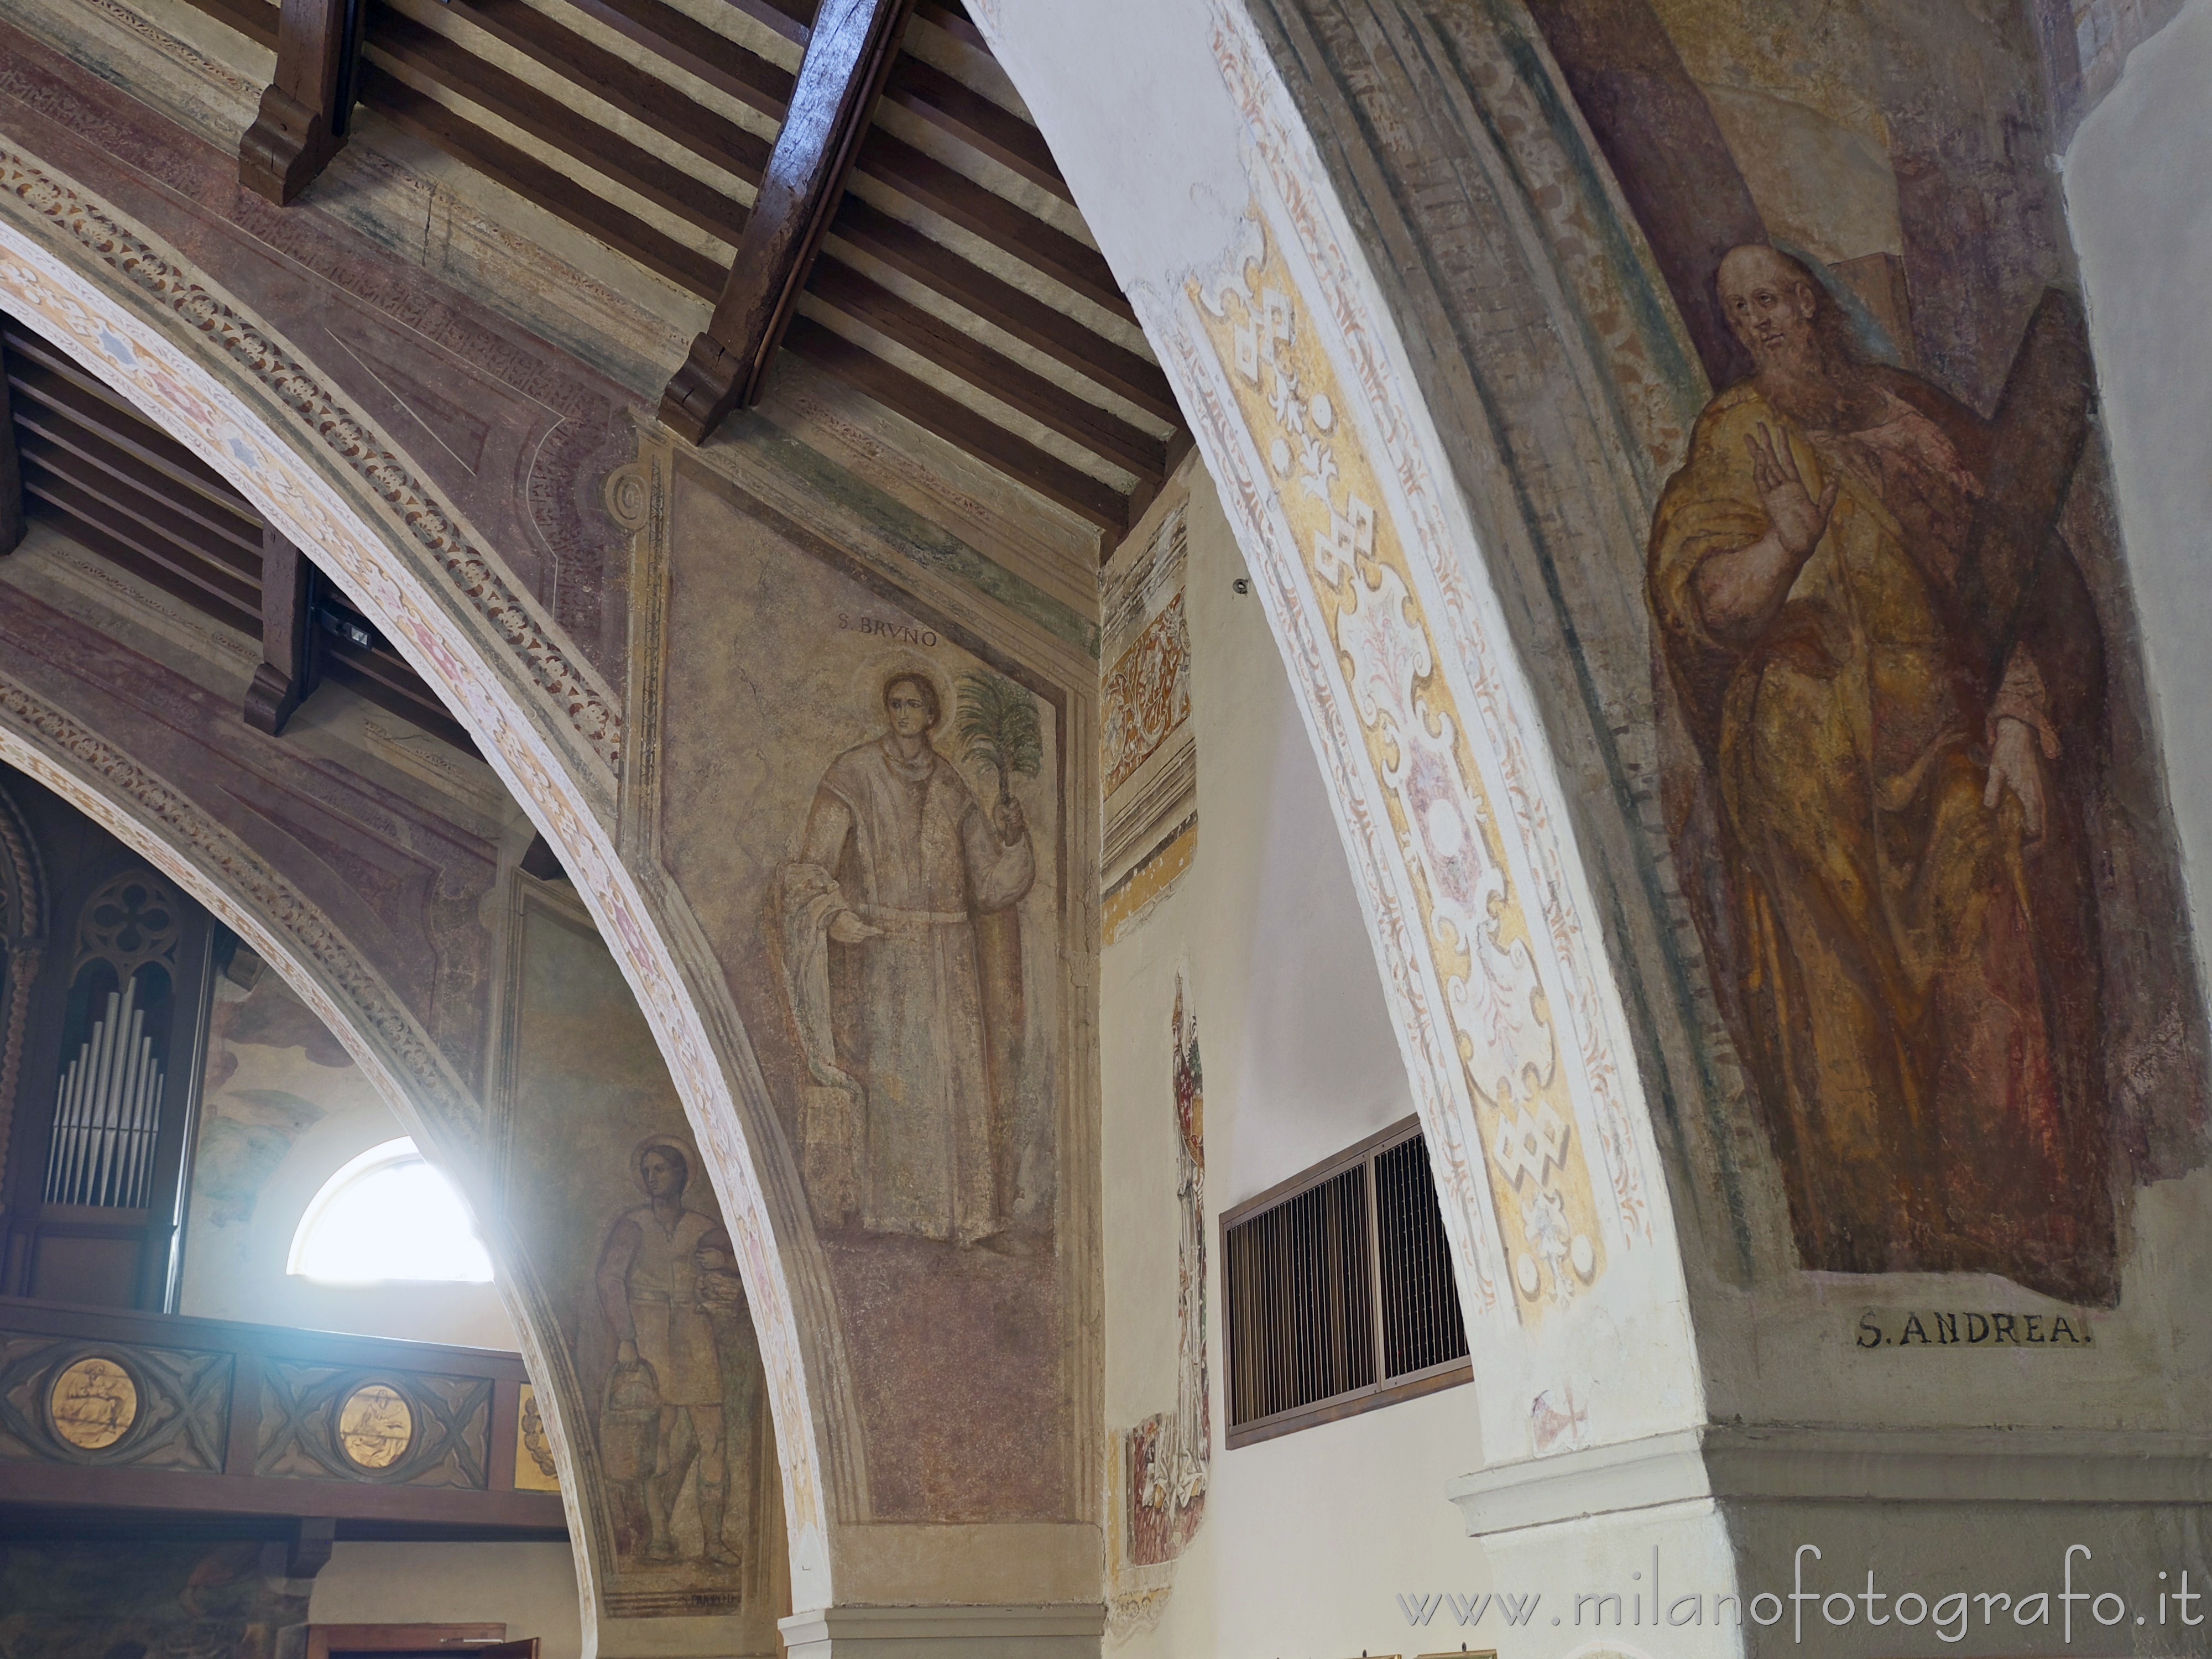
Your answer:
288,1138 -> 494,1284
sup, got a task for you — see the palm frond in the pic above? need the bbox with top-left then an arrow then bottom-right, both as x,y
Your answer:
957,670 -> 1043,802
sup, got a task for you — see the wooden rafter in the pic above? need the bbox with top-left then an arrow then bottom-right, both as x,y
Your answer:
243,529 -> 320,736
0,341 -> 20,557
1,316 -> 477,756
660,0 -> 917,444
181,0 -> 1190,548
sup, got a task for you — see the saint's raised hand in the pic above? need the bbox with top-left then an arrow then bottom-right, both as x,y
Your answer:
1984,716 -> 2049,843
1745,422 -> 1839,559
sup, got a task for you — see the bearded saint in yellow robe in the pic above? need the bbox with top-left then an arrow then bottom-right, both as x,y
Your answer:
1648,246 -> 2113,1304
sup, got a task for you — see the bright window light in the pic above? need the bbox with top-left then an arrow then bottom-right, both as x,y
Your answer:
288,1138 -> 494,1284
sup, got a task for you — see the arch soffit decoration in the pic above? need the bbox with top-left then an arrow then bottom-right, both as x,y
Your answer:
977,0 -> 1703,1462
0,144 -> 841,1603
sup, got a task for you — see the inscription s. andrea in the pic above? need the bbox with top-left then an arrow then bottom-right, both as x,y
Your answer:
1856,1310 -> 2097,1349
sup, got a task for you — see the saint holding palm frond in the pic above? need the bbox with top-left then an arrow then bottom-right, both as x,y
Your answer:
956,669 -> 1044,822
776,666 -> 1036,1247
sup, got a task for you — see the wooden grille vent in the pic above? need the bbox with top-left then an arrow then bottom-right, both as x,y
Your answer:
1222,1118 -> 1470,1447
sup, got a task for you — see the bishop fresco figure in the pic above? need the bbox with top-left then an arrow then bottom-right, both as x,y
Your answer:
1648,244 -> 2113,1302
778,670 -> 1034,1245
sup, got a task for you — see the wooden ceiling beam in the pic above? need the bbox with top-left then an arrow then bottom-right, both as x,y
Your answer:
555,0 -> 1071,218
435,0 -> 771,185
240,0 -> 368,204
32,509 -> 262,638
1,310 -> 479,758
20,450 -> 258,587
783,316 -> 1124,528
4,333 -> 255,514
413,0 -> 1115,350
829,197 -> 1176,421
854,131 -> 1130,321
661,0 -> 917,444
9,386 -> 263,557
911,0 -> 986,54
880,56 -> 1068,202
562,0 -> 792,122
809,258 -> 1162,481
727,0 -> 814,48
371,12 -> 749,244
320,639 -> 480,753
13,421 -> 263,561
360,67 -> 726,298
23,471 -> 260,615
0,337 -> 23,556
200,0 -> 278,49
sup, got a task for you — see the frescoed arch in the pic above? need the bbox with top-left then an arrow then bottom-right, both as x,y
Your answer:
0,152 -> 856,1618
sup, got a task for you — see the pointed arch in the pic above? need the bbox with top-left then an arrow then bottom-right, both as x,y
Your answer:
977,0 -> 1714,1467
0,145 -> 853,1608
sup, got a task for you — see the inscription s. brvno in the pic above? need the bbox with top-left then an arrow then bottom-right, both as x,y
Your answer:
837,614 -> 937,647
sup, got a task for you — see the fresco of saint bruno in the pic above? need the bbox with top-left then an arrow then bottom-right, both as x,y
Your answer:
1650,245 -> 2114,1303
778,670 -> 1034,1246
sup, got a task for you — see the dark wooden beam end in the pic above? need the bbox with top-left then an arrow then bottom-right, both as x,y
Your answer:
658,331 -> 749,445
243,527 -> 320,735
239,0 -> 364,204
660,0 -> 915,445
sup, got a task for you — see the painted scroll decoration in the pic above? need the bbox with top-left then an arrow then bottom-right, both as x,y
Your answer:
1186,219 -> 1607,1320
1100,508 -> 1197,942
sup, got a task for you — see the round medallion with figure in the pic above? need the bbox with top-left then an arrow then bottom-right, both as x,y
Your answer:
49,1355 -> 138,1451
337,1382 -> 415,1470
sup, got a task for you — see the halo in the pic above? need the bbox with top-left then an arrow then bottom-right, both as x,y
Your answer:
846,650 -> 957,738
631,1134 -> 695,1188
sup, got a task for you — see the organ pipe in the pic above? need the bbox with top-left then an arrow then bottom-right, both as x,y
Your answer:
42,974 -> 166,1209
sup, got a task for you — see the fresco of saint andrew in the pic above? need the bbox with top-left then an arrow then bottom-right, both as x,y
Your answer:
778,670 -> 1034,1245
1648,245 -> 2112,1303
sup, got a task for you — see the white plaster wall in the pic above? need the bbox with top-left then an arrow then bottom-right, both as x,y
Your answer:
2067,0 -> 2212,992
1186,490 -> 1417,1208
308,1541 -> 582,1658
1100,469 -> 1749,1658
1099,469 -> 1489,1655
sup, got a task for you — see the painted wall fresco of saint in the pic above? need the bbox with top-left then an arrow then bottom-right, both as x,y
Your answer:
1535,0 -> 2212,1304
1124,974 -> 1207,1567
495,884 -> 782,1638
645,451 -> 1080,1525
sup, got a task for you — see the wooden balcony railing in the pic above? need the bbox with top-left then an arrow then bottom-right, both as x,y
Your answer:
0,1298 -> 566,1539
